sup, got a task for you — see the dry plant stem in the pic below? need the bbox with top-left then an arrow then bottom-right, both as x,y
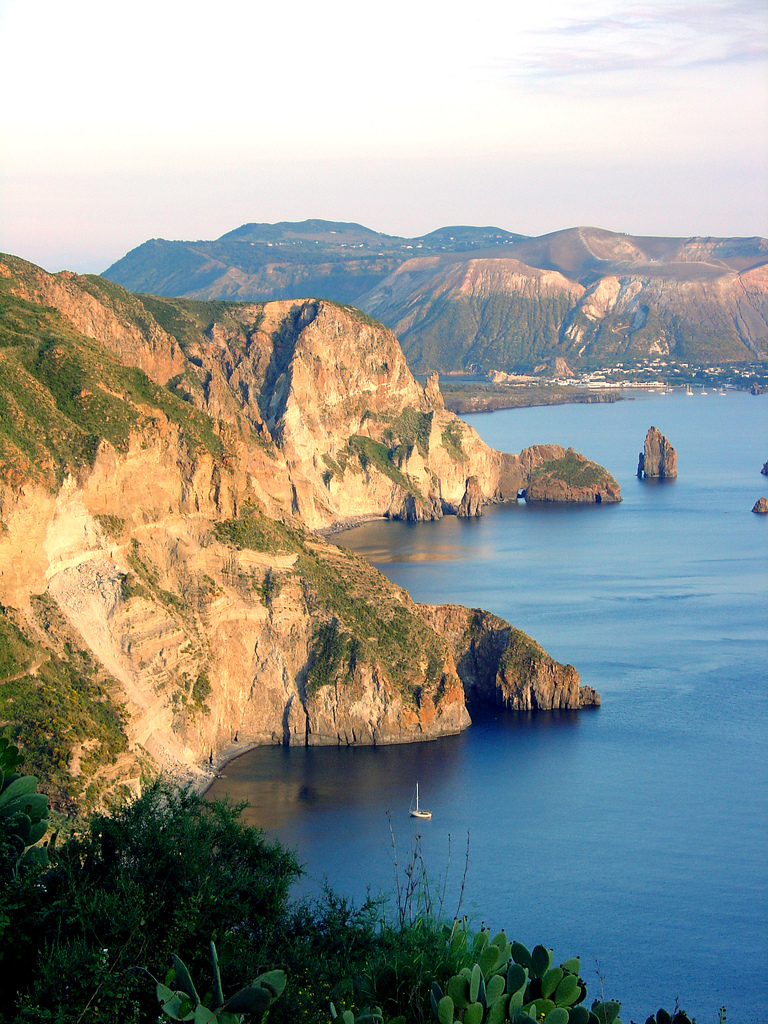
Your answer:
387,815 -> 470,929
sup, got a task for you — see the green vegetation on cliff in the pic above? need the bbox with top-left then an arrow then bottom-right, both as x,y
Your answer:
213,505 -> 448,701
0,270 -> 222,490
299,543 -> 447,700
529,449 -> 611,491
0,602 -> 129,811
213,502 -> 303,555
322,433 -> 426,502
382,407 -> 433,459
498,628 -> 555,684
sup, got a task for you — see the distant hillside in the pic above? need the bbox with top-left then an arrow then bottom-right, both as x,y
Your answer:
103,221 -> 768,373
104,220 -> 526,305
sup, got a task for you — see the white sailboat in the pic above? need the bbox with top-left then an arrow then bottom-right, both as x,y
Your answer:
409,783 -> 432,820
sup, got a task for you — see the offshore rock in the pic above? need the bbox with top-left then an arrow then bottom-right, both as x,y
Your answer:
417,604 -> 600,711
752,497 -> 768,513
386,488 -> 443,522
524,447 -> 621,503
638,426 -> 677,479
457,476 -> 483,517
761,460 -> 767,475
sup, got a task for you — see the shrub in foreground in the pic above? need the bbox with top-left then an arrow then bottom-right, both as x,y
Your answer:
5,781 -> 299,1022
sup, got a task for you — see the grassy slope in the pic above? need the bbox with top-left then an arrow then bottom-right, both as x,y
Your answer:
214,504 -> 449,701
528,449 -> 617,492
0,270 -> 222,490
0,601 -> 129,811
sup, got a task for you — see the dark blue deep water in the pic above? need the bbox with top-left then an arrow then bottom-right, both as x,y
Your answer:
208,391 -> 768,1024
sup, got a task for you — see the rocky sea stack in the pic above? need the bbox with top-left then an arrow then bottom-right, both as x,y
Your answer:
638,426 -> 677,479
752,497 -> 768,514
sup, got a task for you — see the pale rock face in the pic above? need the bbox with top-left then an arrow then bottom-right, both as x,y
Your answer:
305,665 -> 469,746
638,426 -> 677,479
579,276 -> 622,320
0,265 -> 611,801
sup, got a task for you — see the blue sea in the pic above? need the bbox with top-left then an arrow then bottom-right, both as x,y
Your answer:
207,390 -> 768,1024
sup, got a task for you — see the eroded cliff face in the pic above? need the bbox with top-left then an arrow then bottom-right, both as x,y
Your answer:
0,450 -> 470,806
417,605 -> 600,710
0,256 -> 605,808
2,256 -> 619,525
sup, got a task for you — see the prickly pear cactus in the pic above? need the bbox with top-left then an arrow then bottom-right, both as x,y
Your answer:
431,922 -> 598,1024
155,939 -> 286,1023
644,1011 -> 693,1024
329,1002 -> 385,1024
0,738 -> 52,874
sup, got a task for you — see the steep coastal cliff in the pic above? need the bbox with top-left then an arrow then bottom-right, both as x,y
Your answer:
0,255 -> 606,809
418,605 -> 600,710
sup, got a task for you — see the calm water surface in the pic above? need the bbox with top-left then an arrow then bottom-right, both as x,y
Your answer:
208,391 -> 768,1024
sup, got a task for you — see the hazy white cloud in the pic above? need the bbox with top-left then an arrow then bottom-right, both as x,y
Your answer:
513,0 -> 768,78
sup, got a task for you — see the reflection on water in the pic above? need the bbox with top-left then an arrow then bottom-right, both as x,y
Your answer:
209,707 -> 586,832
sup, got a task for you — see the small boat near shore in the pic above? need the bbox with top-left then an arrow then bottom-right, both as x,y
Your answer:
409,783 -> 431,820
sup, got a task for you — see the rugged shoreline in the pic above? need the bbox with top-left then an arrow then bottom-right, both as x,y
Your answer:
440,383 -> 624,414
0,257 -> 608,811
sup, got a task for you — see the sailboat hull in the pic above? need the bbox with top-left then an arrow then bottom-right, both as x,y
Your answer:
409,783 -> 431,819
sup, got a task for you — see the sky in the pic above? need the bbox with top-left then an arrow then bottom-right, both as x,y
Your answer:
1,0 -> 766,273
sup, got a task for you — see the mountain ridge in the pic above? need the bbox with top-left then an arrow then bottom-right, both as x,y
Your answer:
102,221 -> 768,372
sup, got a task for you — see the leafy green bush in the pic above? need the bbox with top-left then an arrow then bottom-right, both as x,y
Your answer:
8,782 -> 300,1023
213,502 -> 303,554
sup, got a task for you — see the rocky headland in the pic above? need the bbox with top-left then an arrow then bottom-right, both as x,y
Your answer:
418,605 -> 600,710
103,221 -> 768,374
0,254 -> 610,810
638,426 -> 677,479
